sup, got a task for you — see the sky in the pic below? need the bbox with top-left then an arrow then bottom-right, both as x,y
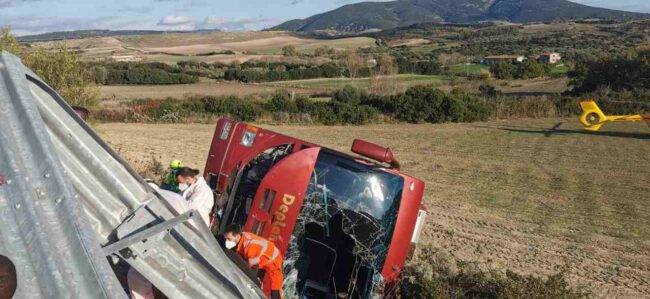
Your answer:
1,0 -> 648,36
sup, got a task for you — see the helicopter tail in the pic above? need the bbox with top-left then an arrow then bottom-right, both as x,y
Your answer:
579,100 -> 606,131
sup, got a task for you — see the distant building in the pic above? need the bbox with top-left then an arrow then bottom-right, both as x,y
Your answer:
538,52 -> 562,64
483,55 -> 526,65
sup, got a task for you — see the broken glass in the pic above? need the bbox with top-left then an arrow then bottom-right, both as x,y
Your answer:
283,151 -> 403,298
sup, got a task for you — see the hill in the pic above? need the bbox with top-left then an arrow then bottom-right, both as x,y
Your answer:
271,0 -> 649,32
17,29 -> 222,43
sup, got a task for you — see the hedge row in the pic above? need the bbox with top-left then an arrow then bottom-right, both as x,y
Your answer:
224,63 -> 345,83
89,62 -> 199,85
93,85 -> 496,125
490,60 -> 553,80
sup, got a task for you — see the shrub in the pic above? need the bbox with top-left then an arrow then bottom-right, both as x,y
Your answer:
479,83 -> 499,98
569,50 -> 649,93
490,60 -> 551,80
449,89 -> 491,122
308,101 -> 377,125
332,85 -> 364,105
266,90 -> 298,113
395,85 -> 445,123
400,247 -> 588,299
360,94 -> 397,114
25,45 -> 99,108
282,45 -> 298,57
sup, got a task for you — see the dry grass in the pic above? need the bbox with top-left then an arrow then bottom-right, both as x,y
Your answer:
98,81 -> 314,101
496,77 -> 570,94
96,118 -> 650,297
32,31 -> 376,62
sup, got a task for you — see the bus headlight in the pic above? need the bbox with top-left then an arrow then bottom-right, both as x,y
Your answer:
240,130 -> 256,147
219,121 -> 232,140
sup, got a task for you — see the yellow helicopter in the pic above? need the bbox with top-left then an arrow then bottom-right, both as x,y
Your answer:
579,100 -> 650,131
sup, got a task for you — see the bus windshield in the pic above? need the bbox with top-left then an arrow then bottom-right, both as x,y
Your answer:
311,151 -> 404,222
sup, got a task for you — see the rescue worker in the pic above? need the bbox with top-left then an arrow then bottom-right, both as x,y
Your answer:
127,182 -> 213,299
224,224 -> 284,299
160,159 -> 183,193
176,167 -> 214,226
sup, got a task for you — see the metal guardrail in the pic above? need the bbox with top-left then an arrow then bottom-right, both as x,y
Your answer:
0,51 -> 264,298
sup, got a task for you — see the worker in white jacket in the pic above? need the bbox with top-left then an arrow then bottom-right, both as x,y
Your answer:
128,177 -> 214,299
176,167 -> 214,227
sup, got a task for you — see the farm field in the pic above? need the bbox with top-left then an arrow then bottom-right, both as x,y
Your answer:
264,74 -> 451,91
96,118 -> 650,297
99,80 -> 314,101
449,63 -> 490,76
97,75 -> 568,102
32,31 -> 376,63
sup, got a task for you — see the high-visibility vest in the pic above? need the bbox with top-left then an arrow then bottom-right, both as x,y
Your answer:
236,232 -> 282,270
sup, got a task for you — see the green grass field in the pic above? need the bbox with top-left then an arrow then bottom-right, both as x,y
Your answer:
449,63 -> 491,76
549,63 -> 570,75
264,74 -> 451,90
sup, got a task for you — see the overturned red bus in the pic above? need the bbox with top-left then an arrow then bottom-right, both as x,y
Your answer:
204,118 -> 426,298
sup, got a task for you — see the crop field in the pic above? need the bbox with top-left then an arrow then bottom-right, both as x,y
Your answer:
264,74 -> 451,91
449,63 -> 490,76
32,31 -> 376,63
98,80 -> 314,101
96,118 -> 650,297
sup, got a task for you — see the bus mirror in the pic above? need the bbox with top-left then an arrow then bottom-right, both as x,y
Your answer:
351,139 -> 400,170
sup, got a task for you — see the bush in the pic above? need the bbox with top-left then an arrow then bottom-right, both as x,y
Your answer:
479,83 -> 499,98
490,60 -> 551,80
360,94 -> 397,114
400,247 -> 588,299
90,62 -> 200,85
332,85 -> 364,105
224,62 -> 345,83
266,90 -> 298,113
282,45 -> 298,57
25,45 -> 99,108
569,50 -> 650,93
308,101 -> 377,125
394,85 -> 445,123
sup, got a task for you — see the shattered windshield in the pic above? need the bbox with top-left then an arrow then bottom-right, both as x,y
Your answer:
311,151 -> 404,222
283,151 -> 404,297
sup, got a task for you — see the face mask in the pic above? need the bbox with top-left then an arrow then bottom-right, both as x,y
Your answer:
178,183 -> 189,192
225,240 -> 237,249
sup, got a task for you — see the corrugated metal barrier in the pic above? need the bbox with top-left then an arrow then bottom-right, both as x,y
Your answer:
0,51 -> 263,299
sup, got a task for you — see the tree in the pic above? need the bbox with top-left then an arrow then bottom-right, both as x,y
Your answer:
314,46 -> 333,57
345,50 -> 364,78
490,62 -> 516,79
24,44 -> 99,108
371,53 -> 398,94
282,45 -> 298,57
0,27 -> 22,55
376,53 -> 398,76
332,85 -> 363,105
569,50 -> 649,93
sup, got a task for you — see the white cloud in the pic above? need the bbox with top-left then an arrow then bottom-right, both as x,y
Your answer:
157,15 -> 193,26
201,16 -> 283,31
570,0 -> 650,13
4,15 -> 155,36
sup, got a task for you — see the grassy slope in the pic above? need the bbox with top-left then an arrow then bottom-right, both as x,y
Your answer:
449,63 -> 490,75
263,74 -> 450,90
97,118 -> 649,297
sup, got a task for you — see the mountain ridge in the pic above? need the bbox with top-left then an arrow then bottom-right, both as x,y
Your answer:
271,0 -> 649,32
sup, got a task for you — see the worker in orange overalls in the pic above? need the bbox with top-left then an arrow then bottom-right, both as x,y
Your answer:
224,224 -> 284,299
